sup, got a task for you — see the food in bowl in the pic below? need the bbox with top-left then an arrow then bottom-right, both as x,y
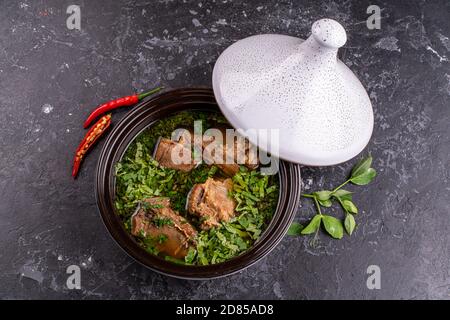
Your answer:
114,111 -> 279,265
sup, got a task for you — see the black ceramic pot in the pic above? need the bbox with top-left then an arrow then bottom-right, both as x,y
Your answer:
95,87 -> 301,279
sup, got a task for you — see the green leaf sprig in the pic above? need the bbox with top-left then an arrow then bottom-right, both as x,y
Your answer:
290,156 -> 377,240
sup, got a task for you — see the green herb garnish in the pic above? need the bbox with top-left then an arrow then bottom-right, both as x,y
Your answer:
164,256 -> 187,265
115,111 -> 279,265
289,156 -> 377,240
138,231 -> 160,255
156,234 -> 168,244
287,222 -> 304,236
152,217 -> 174,228
141,202 -> 165,213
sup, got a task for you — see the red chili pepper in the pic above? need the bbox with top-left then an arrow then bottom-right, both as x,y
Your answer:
73,114 -> 112,178
83,86 -> 163,128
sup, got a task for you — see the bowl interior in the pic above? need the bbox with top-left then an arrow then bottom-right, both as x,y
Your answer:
95,87 -> 301,279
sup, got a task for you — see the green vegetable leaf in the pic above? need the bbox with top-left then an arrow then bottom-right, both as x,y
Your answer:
287,222 -> 304,236
344,214 -> 356,235
332,189 -> 353,201
342,199 -> 358,214
318,199 -> 332,207
350,168 -> 377,185
349,156 -> 376,185
152,217 -> 174,227
351,156 -> 373,178
297,155 -> 375,240
313,190 -> 332,201
322,215 -> 343,239
184,248 -> 197,264
165,256 -> 187,265
301,215 -> 322,235
157,234 -> 168,244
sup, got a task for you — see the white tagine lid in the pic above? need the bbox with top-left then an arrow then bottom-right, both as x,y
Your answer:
212,18 -> 374,166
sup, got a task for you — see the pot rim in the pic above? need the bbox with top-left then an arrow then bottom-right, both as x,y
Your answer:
95,87 -> 301,280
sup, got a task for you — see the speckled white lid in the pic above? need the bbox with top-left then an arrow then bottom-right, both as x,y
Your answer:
212,18 -> 374,166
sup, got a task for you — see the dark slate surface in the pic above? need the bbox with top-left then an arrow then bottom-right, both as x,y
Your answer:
0,0 -> 449,299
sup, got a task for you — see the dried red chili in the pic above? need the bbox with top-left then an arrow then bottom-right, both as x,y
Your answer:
83,86 -> 162,128
72,114 -> 112,178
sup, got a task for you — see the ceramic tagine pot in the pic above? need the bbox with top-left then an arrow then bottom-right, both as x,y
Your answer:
213,18 -> 374,166
96,18 -> 374,279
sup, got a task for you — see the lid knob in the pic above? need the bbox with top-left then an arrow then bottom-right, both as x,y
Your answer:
311,18 -> 347,49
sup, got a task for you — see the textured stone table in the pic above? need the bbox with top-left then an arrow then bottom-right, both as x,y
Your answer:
0,0 -> 448,299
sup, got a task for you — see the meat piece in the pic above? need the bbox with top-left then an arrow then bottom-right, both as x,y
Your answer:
202,126 -> 258,176
187,178 -> 236,230
131,197 -> 197,259
173,127 -> 195,146
153,128 -> 198,172
216,163 -> 240,177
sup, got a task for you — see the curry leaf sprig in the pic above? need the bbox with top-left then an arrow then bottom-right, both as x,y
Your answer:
288,156 -> 377,239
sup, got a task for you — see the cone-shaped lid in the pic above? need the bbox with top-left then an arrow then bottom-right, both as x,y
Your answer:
212,18 -> 373,166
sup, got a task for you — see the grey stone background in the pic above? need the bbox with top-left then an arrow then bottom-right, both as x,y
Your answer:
0,0 -> 449,299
